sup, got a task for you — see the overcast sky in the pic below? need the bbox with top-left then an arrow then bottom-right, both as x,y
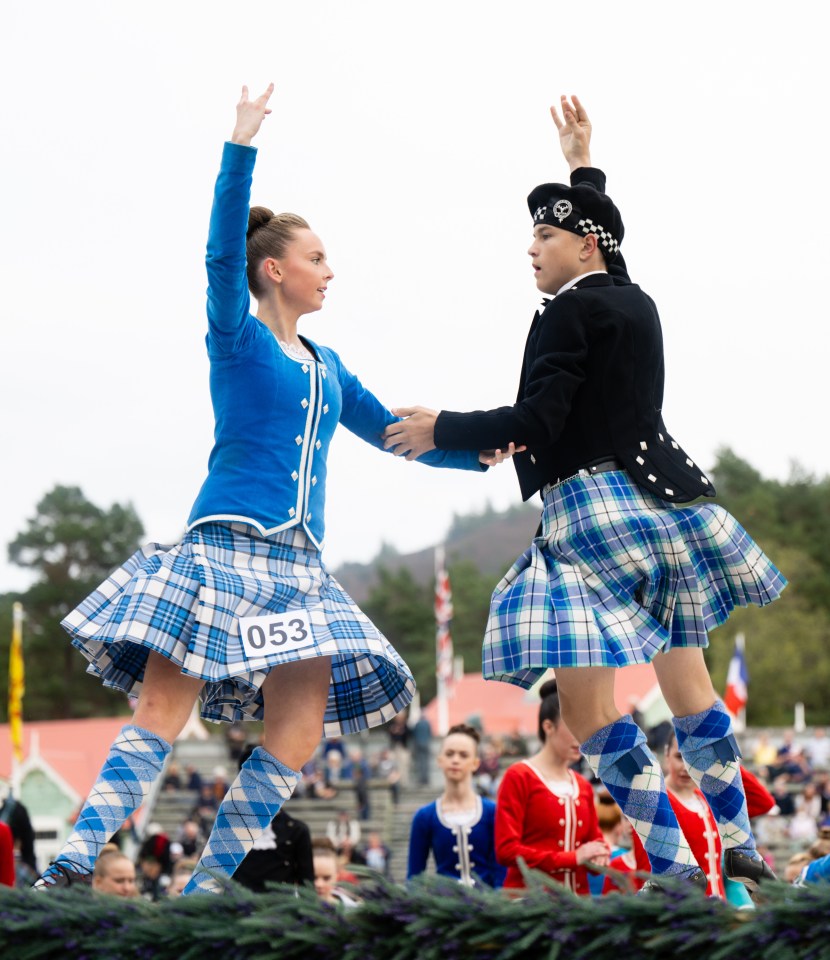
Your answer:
2,1 -> 828,594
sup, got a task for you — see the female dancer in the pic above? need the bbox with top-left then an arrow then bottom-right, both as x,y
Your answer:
384,96 -> 785,894
495,680 -> 607,894
407,723 -> 504,887
35,85 -> 503,894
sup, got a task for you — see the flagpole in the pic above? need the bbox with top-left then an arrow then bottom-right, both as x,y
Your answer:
9,602 -> 25,797
435,547 -> 448,737
735,632 -> 746,733
731,631 -> 747,733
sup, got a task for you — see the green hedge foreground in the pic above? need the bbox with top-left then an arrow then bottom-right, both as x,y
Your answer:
2,874 -> 829,960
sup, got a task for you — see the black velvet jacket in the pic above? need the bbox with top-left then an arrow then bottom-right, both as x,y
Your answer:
434,168 -> 716,504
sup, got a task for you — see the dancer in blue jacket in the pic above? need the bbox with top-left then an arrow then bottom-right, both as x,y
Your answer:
36,85 -> 510,894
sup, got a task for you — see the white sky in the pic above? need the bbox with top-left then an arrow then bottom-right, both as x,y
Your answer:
2,1 -> 828,593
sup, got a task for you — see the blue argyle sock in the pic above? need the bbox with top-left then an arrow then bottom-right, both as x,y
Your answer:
35,724 -> 170,886
673,700 -> 757,858
183,746 -> 300,894
581,715 -> 697,878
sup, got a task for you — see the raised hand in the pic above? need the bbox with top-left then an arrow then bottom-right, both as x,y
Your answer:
479,442 -> 527,466
550,94 -> 592,172
382,407 -> 439,461
231,83 -> 274,147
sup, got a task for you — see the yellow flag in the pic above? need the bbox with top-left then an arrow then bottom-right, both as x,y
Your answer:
9,602 -> 24,763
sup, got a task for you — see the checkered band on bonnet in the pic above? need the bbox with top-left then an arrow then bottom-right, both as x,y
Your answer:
532,202 -> 620,257
576,218 -> 620,256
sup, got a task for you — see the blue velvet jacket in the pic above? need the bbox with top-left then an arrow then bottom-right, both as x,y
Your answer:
188,142 -> 483,547
407,797 -> 505,887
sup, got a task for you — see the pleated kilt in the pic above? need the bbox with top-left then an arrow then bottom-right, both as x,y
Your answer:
484,470 -> 786,687
62,522 -> 414,735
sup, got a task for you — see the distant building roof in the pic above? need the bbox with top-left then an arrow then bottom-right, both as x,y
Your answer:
422,665 -> 662,737
0,717 -> 128,798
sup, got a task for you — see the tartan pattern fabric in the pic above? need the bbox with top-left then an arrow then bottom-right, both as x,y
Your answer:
62,523 -> 414,736
34,725 -> 170,886
484,471 -> 786,685
183,746 -> 300,895
581,716 -> 697,877
674,700 -> 756,855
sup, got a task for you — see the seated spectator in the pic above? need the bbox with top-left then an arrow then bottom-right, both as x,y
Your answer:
167,858 -> 197,897
185,765 -> 203,793
177,819 -> 205,858
770,774 -> 797,817
806,728 -> 830,771
225,720 -> 248,767
374,749 -> 401,804
322,737 -> 346,785
501,725 -> 529,759
92,850 -> 138,898
789,808 -> 819,845
796,783 -> 822,820
361,832 -> 391,879
137,854 -> 169,901
139,822 -> 172,875
752,732 -> 779,771
475,740 -> 502,798
211,767 -> 231,804
777,730 -> 798,764
191,784 -> 219,833
782,745 -> 814,784
312,837 -> 359,906
162,762 -> 183,791
168,841 -> 184,867
326,810 -> 361,850
298,753 -> 337,800
233,809 -> 314,893
341,748 -> 371,782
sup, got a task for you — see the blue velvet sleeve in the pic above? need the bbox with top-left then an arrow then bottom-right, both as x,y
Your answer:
407,806 -> 432,879
205,142 -> 258,356
333,352 -> 485,472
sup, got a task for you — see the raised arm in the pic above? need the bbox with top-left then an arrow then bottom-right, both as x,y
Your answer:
550,94 -> 592,173
206,85 -> 274,355
553,95 -> 630,282
231,83 -> 274,146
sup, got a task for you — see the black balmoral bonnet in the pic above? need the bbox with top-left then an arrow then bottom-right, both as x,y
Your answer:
528,182 -> 624,261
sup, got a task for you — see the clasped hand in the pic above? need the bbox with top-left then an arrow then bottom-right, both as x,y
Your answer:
382,407 -> 525,466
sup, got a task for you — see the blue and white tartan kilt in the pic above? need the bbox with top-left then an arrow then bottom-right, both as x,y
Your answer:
484,470 -> 786,687
62,522 -> 414,736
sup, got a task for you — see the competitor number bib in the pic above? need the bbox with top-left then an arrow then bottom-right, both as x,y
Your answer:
239,609 -> 315,661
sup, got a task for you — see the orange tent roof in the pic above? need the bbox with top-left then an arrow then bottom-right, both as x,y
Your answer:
422,664 -> 659,737
0,717 -> 129,798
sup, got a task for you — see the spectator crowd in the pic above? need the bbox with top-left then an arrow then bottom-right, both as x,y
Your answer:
2,712 -> 829,902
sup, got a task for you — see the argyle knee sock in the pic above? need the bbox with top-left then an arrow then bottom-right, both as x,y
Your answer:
35,724 -> 171,886
673,700 -> 757,858
183,746 -> 300,894
581,715 -> 697,878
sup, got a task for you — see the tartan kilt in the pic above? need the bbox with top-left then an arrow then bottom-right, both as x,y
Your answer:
62,522 -> 414,736
484,470 -> 786,687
